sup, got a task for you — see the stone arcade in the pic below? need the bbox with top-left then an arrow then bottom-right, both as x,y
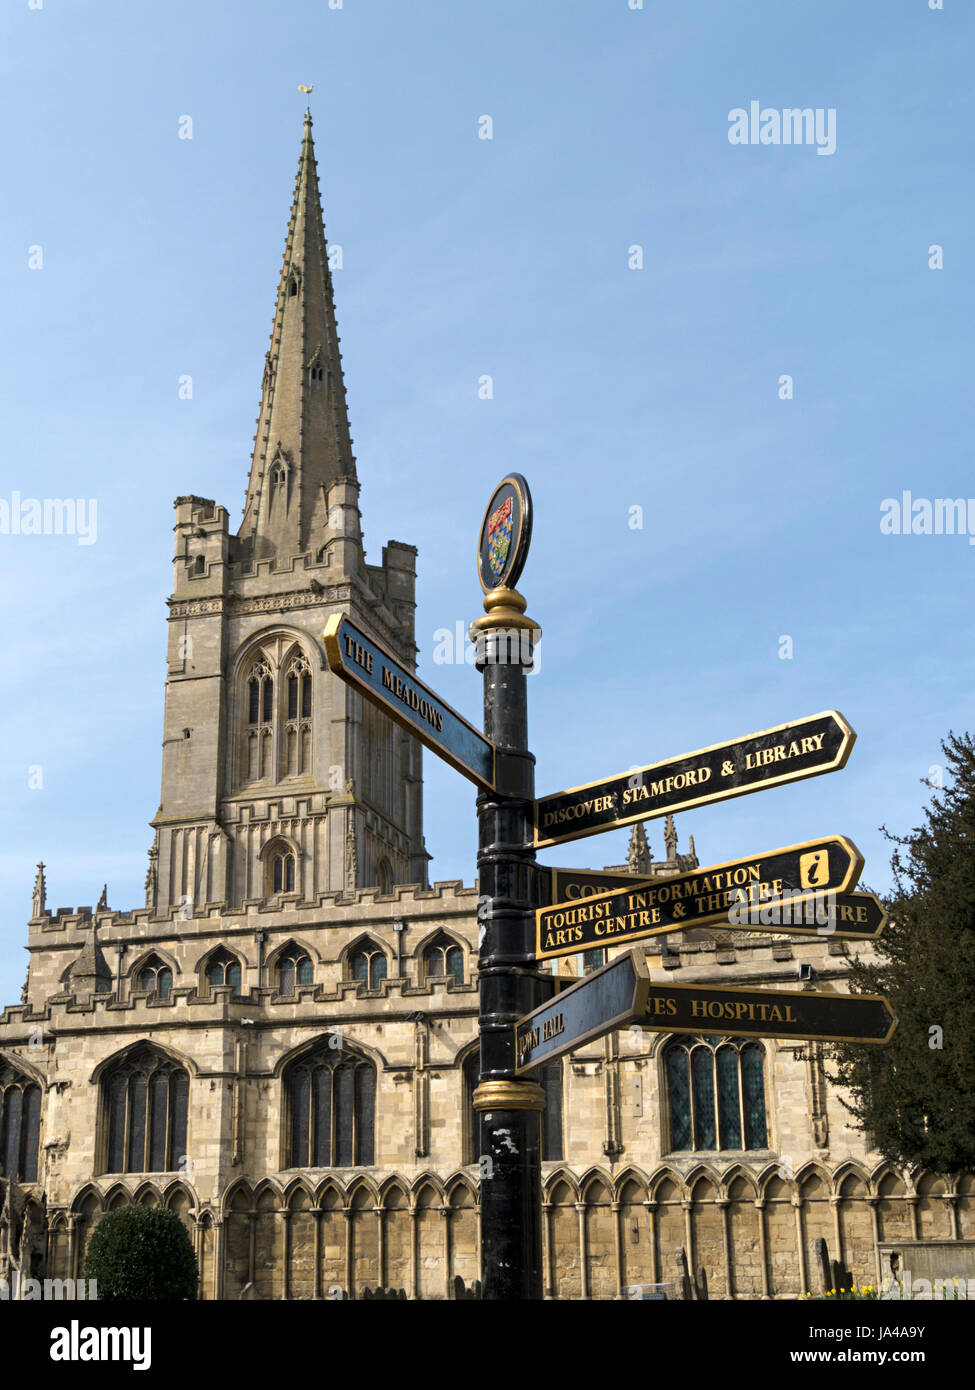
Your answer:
0,115 -> 971,1299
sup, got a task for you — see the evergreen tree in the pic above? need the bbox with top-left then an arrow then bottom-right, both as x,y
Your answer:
831,732 -> 975,1174
83,1205 -> 198,1300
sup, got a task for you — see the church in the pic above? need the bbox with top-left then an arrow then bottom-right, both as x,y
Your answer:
0,114 -> 969,1300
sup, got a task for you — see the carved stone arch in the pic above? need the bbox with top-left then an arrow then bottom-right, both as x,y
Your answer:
379,1177 -> 410,1209
445,1173 -> 478,1206
127,945 -> 179,986
194,941 -> 247,995
722,1164 -> 759,1200
314,1177 -> 348,1209
264,936 -> 319,996
411,1172 -> 445,1205
221,1179 -> 254,1217
649,1168 -> 687,1203
684,1161 -> 722,1194
752,1161 -> 787,1192
251,1177 -> 285,1206
342,932 -> 391,988
71,1184 -> 104,1216
286,263 -> 302,297
613,1166 -> 650,1203
578,1167 -> 613,1203
0,1047 -> 48,1090
230,626 -> 328,681
133,1181 -> 162,1207
162,1180 -> 198,1214
272,1028 -> 386,1078
413,925 -> 469,985
282,1175 -> 315,1208
834,1162 -> 871,1197
103,1182 -> 131,1212
346,1175 -> 380,1207
795,1161 -> 831,1196
90,1037 -> 196,1086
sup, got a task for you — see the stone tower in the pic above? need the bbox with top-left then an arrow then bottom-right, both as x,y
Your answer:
150,112 -> 428,914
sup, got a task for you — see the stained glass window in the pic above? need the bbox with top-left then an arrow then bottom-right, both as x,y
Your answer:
665,1038 -> 767,1153
103,1045 -> 189,1174
0,1078 -> 33,1183
286,1043 -> 375,1168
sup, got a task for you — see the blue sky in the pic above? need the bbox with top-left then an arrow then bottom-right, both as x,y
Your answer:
0,0 -> 971,1002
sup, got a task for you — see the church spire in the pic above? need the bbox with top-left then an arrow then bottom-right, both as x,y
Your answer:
239,110 -> 357,561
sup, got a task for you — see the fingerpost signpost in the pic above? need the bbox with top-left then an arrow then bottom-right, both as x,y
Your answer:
324,473 -> 895,1301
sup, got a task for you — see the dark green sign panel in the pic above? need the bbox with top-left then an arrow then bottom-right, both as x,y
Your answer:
544,866 -> 655,905
728,889 -> 888,940
515,951 -> 896,1072
535,836 -> 864,960
323,614 -> 497,791
515,952 -> 644,1074
638,979 -> 897,1046
534,710 -> 856,848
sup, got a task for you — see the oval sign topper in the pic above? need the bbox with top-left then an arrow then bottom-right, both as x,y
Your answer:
477,473 -> 533,593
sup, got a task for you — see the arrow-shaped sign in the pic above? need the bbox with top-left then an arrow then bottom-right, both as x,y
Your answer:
514,950 -> 896,1073
534,710 -> 856,848
323,614 -> 498,791
534,836 -> 863,960
729,889 -> 888,941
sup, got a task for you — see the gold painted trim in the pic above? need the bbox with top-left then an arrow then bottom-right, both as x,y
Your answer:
469,586 -> 541,639
533,710 -> 857,848
323,612 -> 498,791
533,835 -> 865,961
636,979 -> 898,1047
472,1079 -> 547,1112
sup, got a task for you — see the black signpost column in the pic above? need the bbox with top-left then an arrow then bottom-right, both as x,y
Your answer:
470,475 -> 549,1300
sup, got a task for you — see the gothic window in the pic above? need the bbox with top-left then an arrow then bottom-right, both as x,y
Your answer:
664,1037 -> 768,1152
309,361 -> 324,383
268,846 -> 296,896
244,657 -> 274,782
276,947 -> 313,995
205,949 -> 242,995
137,956 -> 173,1000
423,934 -> 464,985
284,654 -> 312,776
288,275 -> 298,298
285,1042 -> 375,1168
540,1060 -> 563,1162
375,859 -> 392,894
349,942 -> 387,990
102,1045 -> 189,1175
0,1063 -> 41,1183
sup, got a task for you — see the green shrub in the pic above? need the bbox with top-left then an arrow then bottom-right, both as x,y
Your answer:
83,1205 -> 198,1300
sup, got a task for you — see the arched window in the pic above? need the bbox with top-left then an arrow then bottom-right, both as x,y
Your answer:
664,1037 -> 768,1152
424,933 -> 464,985
284,654 -> 312,776
539,1060 -> 563,1162
349,942 -> 387,990
266,843 -> 297,896
309,361 -> 324,383
0,1062 -> 41,1183
244,657 -> 274,783
276,947 -> 313,995
375,858 -> 392,894
137,956 -> 173,1000
102,1045 -> 189,1175
288,274 -> 298,298
285,1042 -> 375,1167
461,1049 -> 480,1166
205,949 -> 242,996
